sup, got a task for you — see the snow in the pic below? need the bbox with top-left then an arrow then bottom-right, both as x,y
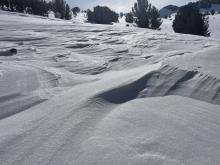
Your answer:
209,14 -> 220,39
0,11 -> 220,165
160,16 -> 175,33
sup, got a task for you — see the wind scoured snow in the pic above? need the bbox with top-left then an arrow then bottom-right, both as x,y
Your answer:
0,11 -> 220,165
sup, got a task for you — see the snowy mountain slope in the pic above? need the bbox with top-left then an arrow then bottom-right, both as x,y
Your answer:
159,5 -> 179,17
161,14 -> 220,39
0,11 -> 220,165
200,4 -> 220,13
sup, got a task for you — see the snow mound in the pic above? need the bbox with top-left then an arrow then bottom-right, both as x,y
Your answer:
98,65 -> 220,105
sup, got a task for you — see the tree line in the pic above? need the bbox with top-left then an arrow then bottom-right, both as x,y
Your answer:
0,0 -> 72,20
0,0 -> 211,36
87,0 -> 162,30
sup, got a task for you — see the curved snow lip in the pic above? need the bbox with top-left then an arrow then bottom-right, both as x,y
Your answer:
98,65 -> 220,105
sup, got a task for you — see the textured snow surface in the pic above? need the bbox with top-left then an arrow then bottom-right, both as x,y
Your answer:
0,11 -> 220,165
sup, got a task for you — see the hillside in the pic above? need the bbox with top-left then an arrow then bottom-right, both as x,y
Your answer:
0,11 -> 220,165
159,5 -> 179,17
159,0 -> 220,17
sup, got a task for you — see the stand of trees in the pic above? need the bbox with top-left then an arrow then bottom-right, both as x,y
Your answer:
51,0 -> 72,19
64,4 -> 72,20
0,0 -> 72,20
87,6 -> 119,24
125,12 -> 134,23
173,5 -> 210,36
132,0 -> 162,29
0,0 -> 49,16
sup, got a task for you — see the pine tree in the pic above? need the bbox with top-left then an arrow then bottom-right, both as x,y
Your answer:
211,10 -> 215,15
72,7 -> 80,16
0,0 -> 4,9
132,0 -> 161,29
14,0 -> 26,12
0,0 -> 50,16
173,5 -> 210,36
87,9 -> 94,22
150,6 -> 162,29
52,0 -> 66,19
8,0 -> 14,12
120,12 -> 124,18
125,12 -> 134,23
132,0 -> 150,28
65,4 -> 72,20
87,6 -> 119,24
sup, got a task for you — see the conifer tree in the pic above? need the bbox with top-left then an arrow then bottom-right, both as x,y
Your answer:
150,6 -> 162,29
0,0 -> 4,9
52,0 -> 66,19
72,7 -> 80,16
8,0 -> 14,12
173,5 -> 210,36
132,0 -> 161,29
65,4 -> 72,20
87,6 -> 119,24
125,12 -> 134,23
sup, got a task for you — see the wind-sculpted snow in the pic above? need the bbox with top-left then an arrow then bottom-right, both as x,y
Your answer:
0,11 -> 220,165
99,65 -> 220,105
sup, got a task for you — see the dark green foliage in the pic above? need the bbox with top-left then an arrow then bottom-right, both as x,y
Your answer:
28,0 -> 49,16
65,4 -> 72,20
13,0 -> 26,12
119,12 -> 124,18
0,0 -> 72,19
72,7 -> 80,16
87,6 -> 119,24
0,0 -> 5,9
132,0 -> 162,29
1,0 -> 50,16
8,0 -> 14,12
150,6 -> 162,29
0,0 -> 9,9
125,12 -> 134,23
211,9 -> 215,15
87,9 -> 94,22
173,5 -> 210,36
52,0 -> 66,19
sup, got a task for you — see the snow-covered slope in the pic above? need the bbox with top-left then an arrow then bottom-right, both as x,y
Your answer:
73,12 -> 87,23
200,4 -> 220,13
161,14 -> 220,40
0,11 -> 220,165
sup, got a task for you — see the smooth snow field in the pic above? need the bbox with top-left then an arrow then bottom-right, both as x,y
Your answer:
0,11 -> 220,165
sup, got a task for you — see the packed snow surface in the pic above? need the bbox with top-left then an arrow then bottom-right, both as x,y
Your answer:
0,11 -> 220,165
